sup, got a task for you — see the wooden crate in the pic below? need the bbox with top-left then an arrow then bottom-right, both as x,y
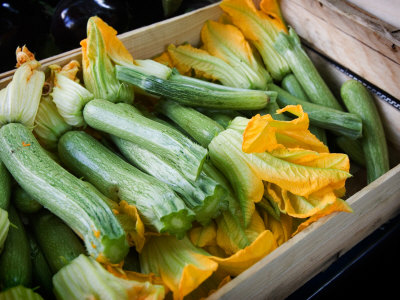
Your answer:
1,1 -> 399,299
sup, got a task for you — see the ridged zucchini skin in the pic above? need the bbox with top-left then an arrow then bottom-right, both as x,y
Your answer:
0,161 -> 11,210
116,65 -> 270,110
13,186 -> 42,214
31,211 -> 86,274
0,205 -> 31,289
0,123 -> 128,264
111,135 -> 228,225
83,99 -> 207,182
269,83 -> 362,139
58,130 -> 194,238
340,80 -> 389,183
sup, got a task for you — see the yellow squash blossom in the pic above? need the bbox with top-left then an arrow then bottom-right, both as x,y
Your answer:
81,16 -> 134,104
140,235 -> 218,300
219,0 -> 290,80
260,209 -> 293,246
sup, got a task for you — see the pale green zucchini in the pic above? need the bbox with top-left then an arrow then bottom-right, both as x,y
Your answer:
0,123 -> 128,264
83,99 -> 207,182
58,130 -> 194,238
111,135 -> 228,225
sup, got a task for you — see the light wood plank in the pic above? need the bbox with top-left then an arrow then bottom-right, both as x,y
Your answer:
280,0 -> 400,101
209,164 -> 400,300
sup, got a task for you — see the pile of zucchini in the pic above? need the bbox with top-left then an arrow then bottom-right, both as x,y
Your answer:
0,2 -> 390,299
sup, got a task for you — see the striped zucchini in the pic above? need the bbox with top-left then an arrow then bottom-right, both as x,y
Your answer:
83,99 -> 207,182
0,123 -> 128,264
58,130 -> 194,238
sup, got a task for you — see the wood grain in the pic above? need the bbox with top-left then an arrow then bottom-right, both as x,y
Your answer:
209,163 -> 400,300
280,0 -> 400,100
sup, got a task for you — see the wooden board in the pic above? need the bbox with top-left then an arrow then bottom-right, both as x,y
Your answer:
0,2 -> 399,299
280,0 -> 400,101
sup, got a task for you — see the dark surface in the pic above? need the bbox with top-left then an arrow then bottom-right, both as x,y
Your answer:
287,212 -> 400,299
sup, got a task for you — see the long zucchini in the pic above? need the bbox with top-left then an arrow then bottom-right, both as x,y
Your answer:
268,83 -> 362,139
340,80 -> 389,183
31,211 -> 86,274
58,130 -> 194,238
157,100 -> 224,148
0,123 -> 128,264
115,65 -> 271,110
0,205 -> 31,289
111,135 -> 228,225
83,99 -> 207,182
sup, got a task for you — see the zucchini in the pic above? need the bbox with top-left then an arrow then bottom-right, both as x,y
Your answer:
83,99 -> 207,182
13,186 -> 42,214
115,65 -> 271,110
157,99 -> 224,147
58,130 -> 194,238
31,210 -> 86,274
0,208 -> 9,254
0,285 -> 44,300
281,74 -> 327,145
111,135 -> 228,225
335,136 -> 366,167
197,109 -> 243,129
274,28 -> 343,110
340,80 -> 389,183
0,123 -> 128,264
0,161 -> 11,210
268,83 -> 362,139
27,233 -> 53,298
0,205 -> 31,289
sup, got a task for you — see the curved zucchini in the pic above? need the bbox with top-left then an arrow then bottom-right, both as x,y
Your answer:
31,211 -> 86,274
0,161 -> 11,210
0,205 -> 31,289
58,130 -> 194,238
0,123 -> 128,264
269,83 -> 362,139
111,135 -> 227,225
335,136 -> 365,167
83,99 -> 207,182
158,100 -> 224,147
341,80 -> 389,183
13,186 -> 42,214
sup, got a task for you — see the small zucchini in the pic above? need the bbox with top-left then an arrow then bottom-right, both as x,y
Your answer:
13,186 -> 42,214
31,210 -> 86,274
0,205 -> 32,289
340,80 -> 389,183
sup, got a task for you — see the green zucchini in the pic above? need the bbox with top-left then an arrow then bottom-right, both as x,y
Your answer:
340,80 -> 389,183
31,211 -> 86,274
197,109 -> 243,129
157,100 -> 224,148
27,233 -> 53,298
0,161 -> 11,210
0,205 -> 31,289
111,135 -> 228,225
268,83 -> 362,139
335,136 -> 366,167
115,65 -> 271,110
13,186 -> 42,214
274,28 -> 343,110
281,74 -> 327,145
0,285 -> 44,300
0,123 -> 128,264
58,130 -> 194,238
0,208 -> 9,254
83,99 -> 207,182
